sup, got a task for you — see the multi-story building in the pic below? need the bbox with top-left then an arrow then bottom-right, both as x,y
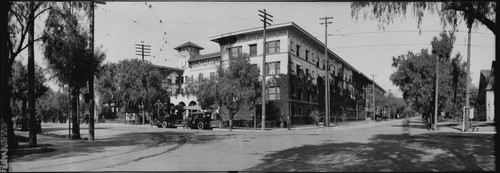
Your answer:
166,42 -> 222,118
163,22 -> 386,124
477,61 -> 495,121
206,22 -> 385,124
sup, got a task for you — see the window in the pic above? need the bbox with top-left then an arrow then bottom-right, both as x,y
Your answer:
229,46 -> 242,58
249,44 -> 257,56
166,78 -> 172,84
305,50 -> 309,61
266,61 -> 280,75
198,73 -> 203,81
306,68 -> 310,77
210,72 -> 215,79
251,64 -> 258,71
266,40 -> 280,54
190,75 -> 194,82
296,45 -> 301,57
296,64 -> 302,75
176,76 -> 182,84
185,76 -> 188,83
268,87 -> 280,100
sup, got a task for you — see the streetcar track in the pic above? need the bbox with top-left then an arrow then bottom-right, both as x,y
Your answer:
99,135 -> 190,169
24,133 -> 168,171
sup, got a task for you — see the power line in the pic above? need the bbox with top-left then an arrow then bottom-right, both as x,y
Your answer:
331,43 -> 493,49
144,3 -> 168,57
154,5 -> 260,23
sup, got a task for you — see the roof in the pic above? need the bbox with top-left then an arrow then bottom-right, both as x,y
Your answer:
188,52 -> 222,62
210,22 -> 383,93
152,64 -> 184,72
174,41 -> 204,51
481,70 -> 491,78
481,70 -> 494,91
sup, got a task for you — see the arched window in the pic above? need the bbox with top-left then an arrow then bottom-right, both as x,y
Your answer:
188,101 -> 197,106
178,102 -> 186,107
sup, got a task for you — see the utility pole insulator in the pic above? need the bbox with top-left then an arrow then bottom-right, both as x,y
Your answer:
135,43 -> 151,61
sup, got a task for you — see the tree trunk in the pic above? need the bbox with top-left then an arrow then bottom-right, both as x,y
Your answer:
229,113 -> 234,131
88,75 -> 94,140
3,82 -> 18,149
28,1 -> 37,147
1,1 -> 18,150
71,88 -> 80,139
287,114 -> 291,130
20,100 -> 28,131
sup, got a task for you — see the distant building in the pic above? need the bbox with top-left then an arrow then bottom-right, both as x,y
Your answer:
477,61 -> 495,121
167,42 -> 222,118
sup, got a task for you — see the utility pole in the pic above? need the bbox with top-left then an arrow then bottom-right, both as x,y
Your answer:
89,0 -> 106,141
135,42 -> 151,61
320,16 -> 333,127
259,9 -> 272,131
433,54 -> 439,130
371,75 -> 376,120
135,41 -> 150,126
463,24 -> 472,132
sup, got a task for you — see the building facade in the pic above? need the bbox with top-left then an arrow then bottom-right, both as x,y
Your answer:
207,22 -> 385,124
477,61 -> 495,121
161,22 -> 386,124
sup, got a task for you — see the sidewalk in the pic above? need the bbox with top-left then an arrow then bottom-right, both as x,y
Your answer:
437,119 -> 495,134
212,118 -> 407,132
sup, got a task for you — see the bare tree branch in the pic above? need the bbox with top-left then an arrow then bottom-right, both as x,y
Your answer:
444,3 -> 497,34
34,7 -> 51,19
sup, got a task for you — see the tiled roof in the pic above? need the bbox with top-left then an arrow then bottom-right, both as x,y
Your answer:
174,41 -> 204,50
188,52 -> 222,62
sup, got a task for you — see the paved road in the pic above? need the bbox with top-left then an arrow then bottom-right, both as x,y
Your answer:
9,118 -> 495,172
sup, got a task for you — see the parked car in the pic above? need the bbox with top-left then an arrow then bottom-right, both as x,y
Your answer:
181,112 -> 212,130
156,114 -> 182,128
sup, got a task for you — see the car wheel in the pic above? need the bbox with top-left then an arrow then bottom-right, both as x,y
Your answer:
181,122 -> 187,129
162,121 -> 167,128
197,122 -> 204,130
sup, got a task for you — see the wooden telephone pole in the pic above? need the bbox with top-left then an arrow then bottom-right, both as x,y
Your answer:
320,16 -> 333,127
259,9 -> 272,131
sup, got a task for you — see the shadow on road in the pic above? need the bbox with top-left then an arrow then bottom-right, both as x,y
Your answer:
391,120 -> 429,129
246,132 -> 494,172
11,131 -> 234,162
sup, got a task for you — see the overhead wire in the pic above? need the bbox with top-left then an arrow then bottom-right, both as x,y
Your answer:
332,43 -> 493,49
144,2 -> 168,59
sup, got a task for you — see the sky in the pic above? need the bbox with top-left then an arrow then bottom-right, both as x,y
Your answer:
23,2 -> 495,97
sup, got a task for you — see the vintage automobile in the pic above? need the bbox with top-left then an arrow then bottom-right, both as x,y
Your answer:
181,111 -> 212,130
156,114 -> 182,128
